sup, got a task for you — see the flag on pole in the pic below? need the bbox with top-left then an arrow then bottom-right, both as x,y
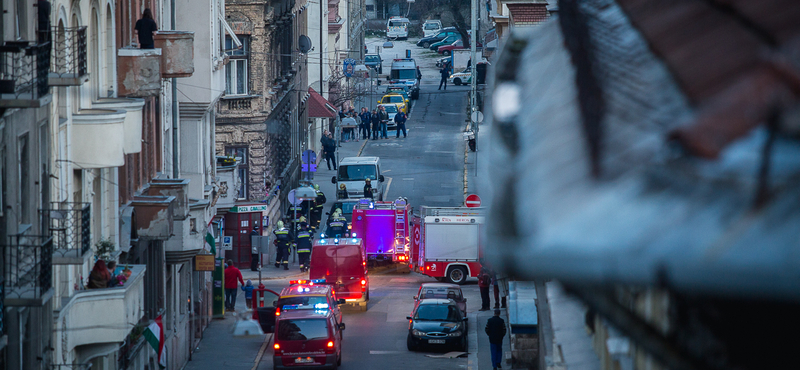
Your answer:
205,223 -> 216,255
143,315 -> 166,368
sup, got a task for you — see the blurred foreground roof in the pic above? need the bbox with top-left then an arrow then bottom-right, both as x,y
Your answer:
484,0 -> 800,302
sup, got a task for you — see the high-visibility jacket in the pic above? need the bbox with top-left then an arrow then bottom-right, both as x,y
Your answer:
273,228 -> 293,248
296,230 -> 312,253
314,191 -> 326,209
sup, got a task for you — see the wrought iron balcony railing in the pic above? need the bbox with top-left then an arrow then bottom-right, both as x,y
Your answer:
0,41 -> 51,108
2,235 -> 54,306
42,202 -> 91,264
49,26 -> 89,86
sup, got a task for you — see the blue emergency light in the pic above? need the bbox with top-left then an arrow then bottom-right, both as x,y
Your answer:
314,303 -> 329,309
352,238 -> 358,243
311,279 -> 327,284
319,239 -> 327,244
369,202 -> 374,209
334,238 -> 340,244
352,232 -> 357,237
320,233 -> 326,238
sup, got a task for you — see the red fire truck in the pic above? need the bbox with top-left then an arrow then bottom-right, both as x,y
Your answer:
409,207 -> 484,284
350,197 -> 411,264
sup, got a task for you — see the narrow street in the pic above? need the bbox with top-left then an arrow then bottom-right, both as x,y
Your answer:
184,36 -> 505,370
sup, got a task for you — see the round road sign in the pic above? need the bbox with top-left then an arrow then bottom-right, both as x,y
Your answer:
470,111 -> 484,124
465,194 -> 481,208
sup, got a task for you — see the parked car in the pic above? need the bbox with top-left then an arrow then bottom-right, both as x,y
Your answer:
437,39 -> 482,56
406,298 -> 468,351
429,35 -> 461,51
416,28 -> 457,48
379,94 -> 408,114
364,54 -> 382,74
422,20 -> 443,37
413,283 -> 467,317
436,56 -> 451,68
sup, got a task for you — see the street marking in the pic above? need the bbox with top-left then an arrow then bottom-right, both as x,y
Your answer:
425,150 -> 456,154
390,278 -> 414,283
370,351 -> 405,355
383,176 -> 393,200
402,178 -> 414,181
383,169 -> 392,173
252,333 -> 274,370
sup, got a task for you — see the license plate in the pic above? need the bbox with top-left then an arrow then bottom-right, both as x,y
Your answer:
295,357 -> 314,363
428,339 -> 446,344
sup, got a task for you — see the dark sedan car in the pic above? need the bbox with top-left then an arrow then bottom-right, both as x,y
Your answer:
407,299 -> 468,351
416,28 -> 458,48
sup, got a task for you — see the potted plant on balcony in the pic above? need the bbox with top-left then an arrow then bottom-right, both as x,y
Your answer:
95,239 -> 115,261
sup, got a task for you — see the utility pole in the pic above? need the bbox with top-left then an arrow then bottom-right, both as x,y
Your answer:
469,0 -> 478,121
320,0 -> 324,94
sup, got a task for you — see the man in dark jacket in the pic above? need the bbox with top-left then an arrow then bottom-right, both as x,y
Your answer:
371,109 -> 381,140
485,309 -> 507,370
378,106 -> 390,139
359,107 -> 371,139
439,65 -> 450,90
321,131 -> 337,170
394,111 -> 408,138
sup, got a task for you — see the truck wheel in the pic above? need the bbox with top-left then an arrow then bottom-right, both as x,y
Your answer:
453,78 -> 462,86
446,266 -> 468,285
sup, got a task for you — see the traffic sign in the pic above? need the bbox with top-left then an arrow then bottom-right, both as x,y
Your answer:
465,194 -> 481,208
470,111 -> 484,123
302,149 -> 317,164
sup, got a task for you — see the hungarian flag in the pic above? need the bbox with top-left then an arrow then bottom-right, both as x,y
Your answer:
205,223 -> 216,255
143,315 -> 167,368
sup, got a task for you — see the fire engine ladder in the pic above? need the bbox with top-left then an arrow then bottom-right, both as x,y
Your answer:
393,198 -> 408,254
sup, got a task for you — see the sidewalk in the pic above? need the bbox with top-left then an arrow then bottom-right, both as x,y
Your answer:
473,309 -> 514,370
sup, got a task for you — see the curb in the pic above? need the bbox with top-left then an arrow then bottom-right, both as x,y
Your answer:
357,137 -> 369,157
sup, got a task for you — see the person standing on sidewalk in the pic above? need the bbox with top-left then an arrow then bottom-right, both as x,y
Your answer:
273,221 -> 293,270
322,131 -> 337,170
478,267 -> 491,311
242,280 -> 255,309
359,107 -> 371,140
492,271 -> 507,309
224,260 -> 244,312
394,110 -> 408,138
371,109 -> 381,140
485,309 -> 507,370
378,106 -> 390,139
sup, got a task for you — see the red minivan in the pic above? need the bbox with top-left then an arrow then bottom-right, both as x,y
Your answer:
309,237 -> 370,311
273,308 -> 344,369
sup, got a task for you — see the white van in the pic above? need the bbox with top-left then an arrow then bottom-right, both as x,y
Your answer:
422,20 -> 442,38
386,17 -> 410,40
331,157 -> 386,201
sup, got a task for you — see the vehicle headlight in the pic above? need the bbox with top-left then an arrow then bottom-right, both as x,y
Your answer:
411,329 -> 425,337
446,331 -> 462,337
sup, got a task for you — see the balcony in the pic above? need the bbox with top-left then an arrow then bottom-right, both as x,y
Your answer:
130,195 -> 176,240
117,47 -> 161,97
57,265 -> 145,351
0,41 -> 51,108
71,109 -> 126,168
42,202 -> 92,265
2,235 -> 54,306
153,31 -> 195,78
145,179 -> 190,220
49,26 -> 89,86
92,97 -> 145,154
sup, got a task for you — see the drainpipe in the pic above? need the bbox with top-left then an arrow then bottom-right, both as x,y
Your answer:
171,0 -> 179,179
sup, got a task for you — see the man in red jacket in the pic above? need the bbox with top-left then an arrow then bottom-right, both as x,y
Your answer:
224,259 -> 245,312
478,267 -> 491,311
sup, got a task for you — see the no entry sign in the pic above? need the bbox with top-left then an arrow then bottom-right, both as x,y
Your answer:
465,194 -> 481,208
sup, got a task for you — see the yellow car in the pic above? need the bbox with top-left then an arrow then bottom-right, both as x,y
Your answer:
378,94 -> 408,114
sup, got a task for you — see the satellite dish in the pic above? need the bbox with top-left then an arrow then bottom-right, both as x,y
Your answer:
298,35 -> 312,53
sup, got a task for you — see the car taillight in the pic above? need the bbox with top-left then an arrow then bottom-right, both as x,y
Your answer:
274,343 -> 280,350
327,341 -> 334,348
275,308 -> 280,316
361,279 -> 366,286
325,340 -> 336,354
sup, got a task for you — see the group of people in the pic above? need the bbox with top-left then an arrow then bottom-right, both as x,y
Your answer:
478,266 -> 507,311
271,219 -> 314,272
479,266 -> 509,370
336,177 -> 376,200
87,260 -> 129,289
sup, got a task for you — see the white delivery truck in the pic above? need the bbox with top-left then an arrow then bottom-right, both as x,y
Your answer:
409,207 -> 485,284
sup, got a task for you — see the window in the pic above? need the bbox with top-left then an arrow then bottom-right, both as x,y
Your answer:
337,165 -> 377,181
225,147 -> 248,200
225,36 -> 249,95
277,319 -> 329,341
19,134 -> 29,223
366,5 -> 374,11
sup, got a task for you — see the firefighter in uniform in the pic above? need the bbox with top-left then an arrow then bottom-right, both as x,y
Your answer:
296,222 -> 313,272
273,221 -> 293,270
327,210 -> 348,237
286,202 -> 304,233
311,184 -> 326,230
